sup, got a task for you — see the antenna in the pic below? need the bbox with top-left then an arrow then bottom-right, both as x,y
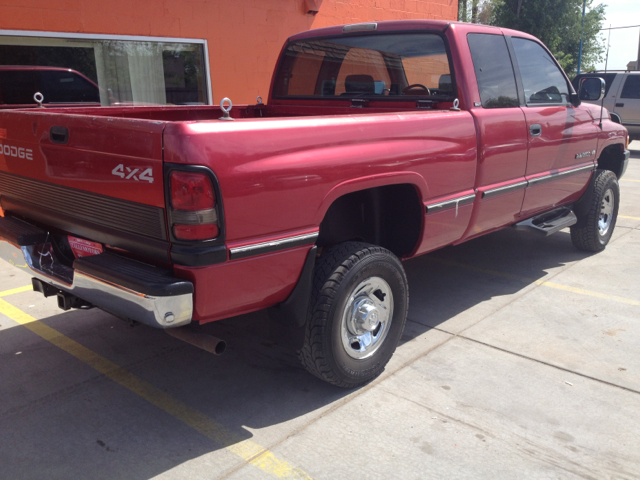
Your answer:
599,25 -> 611,129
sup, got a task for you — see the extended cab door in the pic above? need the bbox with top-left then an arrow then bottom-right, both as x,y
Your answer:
509,37 -> 600,217
458,32 -> 529,242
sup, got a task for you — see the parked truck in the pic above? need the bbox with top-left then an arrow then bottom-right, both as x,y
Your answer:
0,20 -> 630,387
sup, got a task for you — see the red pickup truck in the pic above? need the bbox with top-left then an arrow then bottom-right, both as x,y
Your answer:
0,20 -> 630,388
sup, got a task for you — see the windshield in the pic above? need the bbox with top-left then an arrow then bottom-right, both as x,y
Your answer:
273,33 -> 453,100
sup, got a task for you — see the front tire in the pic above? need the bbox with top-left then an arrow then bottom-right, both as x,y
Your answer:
298,242 -> 408,388
571,169 -> 620,252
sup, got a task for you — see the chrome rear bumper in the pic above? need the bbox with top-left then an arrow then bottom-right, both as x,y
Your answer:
0,218 -> 193,329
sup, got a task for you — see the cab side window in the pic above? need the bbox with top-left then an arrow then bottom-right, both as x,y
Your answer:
512,38 -> 569,105
621,75 -> 640,99
467,33 -> 519,108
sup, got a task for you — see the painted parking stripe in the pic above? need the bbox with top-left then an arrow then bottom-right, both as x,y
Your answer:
619,215 -> 640,221
0,285 -> 32,297
428,258 -> 640,306
0,297 -> 311,480
620,179 -> 640,182
535,281 -> 640,306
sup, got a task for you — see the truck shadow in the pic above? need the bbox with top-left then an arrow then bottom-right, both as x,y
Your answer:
0,227 -> 594,479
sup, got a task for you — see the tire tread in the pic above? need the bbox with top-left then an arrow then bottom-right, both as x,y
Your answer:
297,241 -> 407,388
571,169 -> 619,252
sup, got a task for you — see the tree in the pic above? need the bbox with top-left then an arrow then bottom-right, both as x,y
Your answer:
491,0 -> 606,77
458,0 -> 498,25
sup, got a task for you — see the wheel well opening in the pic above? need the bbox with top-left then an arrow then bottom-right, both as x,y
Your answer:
317,184 -> 422,257
598,144 -> 626,179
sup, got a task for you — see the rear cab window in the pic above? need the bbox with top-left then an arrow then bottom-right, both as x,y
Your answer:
273,33 -> 454,102
467,33 -> 519,108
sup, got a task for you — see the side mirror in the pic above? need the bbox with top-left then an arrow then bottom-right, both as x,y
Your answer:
579,77 -> 605,101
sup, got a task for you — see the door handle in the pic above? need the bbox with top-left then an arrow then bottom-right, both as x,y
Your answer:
529,124 -> 542,137
615,103 -> 624,107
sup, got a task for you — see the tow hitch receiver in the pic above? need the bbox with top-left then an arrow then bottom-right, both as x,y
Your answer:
56,291 -> 93,311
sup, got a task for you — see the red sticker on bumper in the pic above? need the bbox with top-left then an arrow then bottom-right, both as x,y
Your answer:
68,236 -> 103,258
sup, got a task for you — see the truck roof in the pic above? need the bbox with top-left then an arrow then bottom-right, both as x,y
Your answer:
288,19 -> 533,43
289,19 -> 455,41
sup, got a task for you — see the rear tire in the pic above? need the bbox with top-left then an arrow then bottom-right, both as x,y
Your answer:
570,169 -> 619,252
298,242 -> 408,388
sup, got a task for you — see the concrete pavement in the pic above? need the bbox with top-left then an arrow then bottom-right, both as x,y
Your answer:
1,142 -> 639,479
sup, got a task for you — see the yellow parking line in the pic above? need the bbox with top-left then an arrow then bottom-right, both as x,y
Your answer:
620,179 -> 640,182
619,215 -> 640,221
534,281 -> 640,306
0,285 -> 32,297
429,258 -> 639,306
0,298 -> 311,479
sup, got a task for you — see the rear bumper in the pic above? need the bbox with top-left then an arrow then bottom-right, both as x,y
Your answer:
0,216 -> 193,329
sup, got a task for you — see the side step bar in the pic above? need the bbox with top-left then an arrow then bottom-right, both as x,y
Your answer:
514,207 -> 577,236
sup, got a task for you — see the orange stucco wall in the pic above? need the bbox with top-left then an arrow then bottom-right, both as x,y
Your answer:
0,0 -> 458,104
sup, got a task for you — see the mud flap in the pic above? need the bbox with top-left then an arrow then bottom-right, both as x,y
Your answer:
268,246 -> 317,350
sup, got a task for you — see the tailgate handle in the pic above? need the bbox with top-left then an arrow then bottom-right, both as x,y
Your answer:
50,126 -> 69,144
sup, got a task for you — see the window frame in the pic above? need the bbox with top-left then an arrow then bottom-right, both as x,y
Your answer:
466,32 -> 521,109
620,73 -> 640,100
271,29 -> 458,103
506,35 -> 576,108
0,29 -> 212,106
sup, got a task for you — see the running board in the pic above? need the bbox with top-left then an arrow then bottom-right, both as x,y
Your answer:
514,207 -> 577,236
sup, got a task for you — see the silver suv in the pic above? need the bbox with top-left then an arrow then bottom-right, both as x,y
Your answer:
572,70 -> 640,140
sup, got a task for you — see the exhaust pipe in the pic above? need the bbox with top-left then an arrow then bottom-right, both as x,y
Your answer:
166,327 -> 226,355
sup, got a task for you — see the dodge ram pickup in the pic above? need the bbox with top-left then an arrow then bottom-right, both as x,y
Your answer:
0,20 -> 631,387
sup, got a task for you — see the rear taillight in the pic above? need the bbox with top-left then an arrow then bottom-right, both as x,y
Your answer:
170,171 -> 219,241
173,224 -> 219,240
170,171 -> 215,210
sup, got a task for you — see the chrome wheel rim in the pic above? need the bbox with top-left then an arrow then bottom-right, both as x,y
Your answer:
598,188 -> 615,236
340,276 -> 394,360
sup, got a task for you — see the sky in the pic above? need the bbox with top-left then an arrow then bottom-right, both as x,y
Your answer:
593,0 -> 640,71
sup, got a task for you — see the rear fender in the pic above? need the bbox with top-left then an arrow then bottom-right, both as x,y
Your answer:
313,171 -> 429,225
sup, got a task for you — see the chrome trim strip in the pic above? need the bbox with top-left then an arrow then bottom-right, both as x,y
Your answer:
482,181 -> 528,199
425,193 -> 476,214
172,208 -> 218,225
527,164 -> 595,187
229,232 -> 319,260
0,240 -> 192,329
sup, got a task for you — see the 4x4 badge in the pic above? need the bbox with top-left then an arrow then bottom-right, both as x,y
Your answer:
112,164 -> 153,183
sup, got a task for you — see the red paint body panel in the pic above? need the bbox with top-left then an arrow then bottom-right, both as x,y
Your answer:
521,169 -> 593,217
174,246 -> 310,323
0,109 -> 166,207
421,204 -> 474,253
0,20 -> 630,325
163,109 -> 478,244
520,104 -> 600,216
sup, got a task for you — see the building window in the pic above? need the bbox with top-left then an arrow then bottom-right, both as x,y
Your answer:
0,33 -> 209,107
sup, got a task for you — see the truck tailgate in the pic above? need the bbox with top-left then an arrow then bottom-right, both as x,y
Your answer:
0,109 -> 169,261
